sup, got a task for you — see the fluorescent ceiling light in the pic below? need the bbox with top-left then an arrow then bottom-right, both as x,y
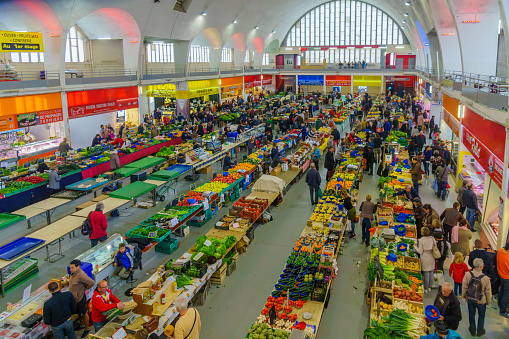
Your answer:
285,48 -> 292,50
233,20 -> 237,24
379,45 -> 387,49
405,2 -> 410,5
15,30 -> 28,33
402,20 -> 406,23
395,46 -> 405,49
329,47 -> 337,49
347,46 -> 355,49
255,26 -> 259,29
272,30 -> 276,33
401,26 -> 405,29
98,37 -> 111,40
201,12 -> 206,16
424,43 -> 430,46
404,13 -> 409,16
363,46 -> 372,49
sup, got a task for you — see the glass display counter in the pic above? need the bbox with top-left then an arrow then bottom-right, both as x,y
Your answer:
458,157 -> 484,212
75,233 -> 124,281
16,138 -> 62,160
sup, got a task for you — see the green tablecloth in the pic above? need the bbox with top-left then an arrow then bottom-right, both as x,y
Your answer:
109,181 -> 157,200
149,170 -> 180,180
114,167 -> 139,177
124,157 -> 166,170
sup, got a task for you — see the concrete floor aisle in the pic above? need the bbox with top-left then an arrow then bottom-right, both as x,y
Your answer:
195,166 -> 317,338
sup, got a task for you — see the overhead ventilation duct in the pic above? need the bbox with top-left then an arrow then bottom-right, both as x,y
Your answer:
174,0 -> 192,13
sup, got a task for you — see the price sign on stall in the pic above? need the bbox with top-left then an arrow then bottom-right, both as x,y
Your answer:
148,231 -> 157,238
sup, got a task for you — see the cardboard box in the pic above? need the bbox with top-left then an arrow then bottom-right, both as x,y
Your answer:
199,165 -> 212,174
270,164 -> 282,176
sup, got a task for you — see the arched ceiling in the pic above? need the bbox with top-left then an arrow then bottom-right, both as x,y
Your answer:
1,0 -> 432,51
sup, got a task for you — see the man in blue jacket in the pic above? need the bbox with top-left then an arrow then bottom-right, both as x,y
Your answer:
113,243 -> 134,280
415,320 -> 462,339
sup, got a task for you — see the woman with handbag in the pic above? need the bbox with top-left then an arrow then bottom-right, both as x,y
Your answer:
414,227 -> 439,293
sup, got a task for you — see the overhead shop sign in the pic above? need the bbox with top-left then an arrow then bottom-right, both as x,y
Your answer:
67,86 -> 139,119
442,109 -> 460,137
16,109 -> 63,127
298,75 -> 324,86
462,127 -> 504,190
325,75 -> 351,86
0,31 -> 44,52
146,84 -> 176,97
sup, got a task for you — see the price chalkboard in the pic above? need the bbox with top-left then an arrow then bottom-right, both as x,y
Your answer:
148,231 -> 157,238
373,255 -> 384,280
268,304 -> 277,325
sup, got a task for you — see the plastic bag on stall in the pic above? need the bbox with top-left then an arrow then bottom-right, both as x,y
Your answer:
262,211 -> 273,222
431,270 -> 445,288
431,178 -> 438,193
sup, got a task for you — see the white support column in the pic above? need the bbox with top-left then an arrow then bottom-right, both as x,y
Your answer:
498,124 -> 509,249
173,41 -> 190,74
60,91 -> 70,144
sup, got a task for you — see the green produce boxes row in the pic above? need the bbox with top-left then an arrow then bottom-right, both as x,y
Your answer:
125,225 -> 172,242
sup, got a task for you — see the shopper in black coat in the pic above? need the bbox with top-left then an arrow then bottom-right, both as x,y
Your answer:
305,163 -> 322,205
324,146 -> 335,181
433,283 -> 462,331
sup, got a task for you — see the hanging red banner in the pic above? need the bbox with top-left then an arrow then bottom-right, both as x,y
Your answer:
462,127 -> 503,189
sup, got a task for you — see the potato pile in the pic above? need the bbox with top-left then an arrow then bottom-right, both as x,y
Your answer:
393,287 -> 423,302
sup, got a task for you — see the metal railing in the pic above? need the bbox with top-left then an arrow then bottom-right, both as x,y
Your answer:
64,68 -> 137,85
413,66 -> 508,111
0,70 -> 60,91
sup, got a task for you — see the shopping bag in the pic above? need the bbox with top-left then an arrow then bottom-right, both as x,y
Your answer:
346,222 -> 352,232
317,187 -> 323,199
281,162 -> 289,172
431,178 -> 438,193
432,270 -> 445,288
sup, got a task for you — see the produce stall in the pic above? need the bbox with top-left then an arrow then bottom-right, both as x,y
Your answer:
362,154 -> 430,338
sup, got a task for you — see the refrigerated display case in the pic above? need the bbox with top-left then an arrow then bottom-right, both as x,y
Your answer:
74,233 -> 124,282
458,155 -> 484,212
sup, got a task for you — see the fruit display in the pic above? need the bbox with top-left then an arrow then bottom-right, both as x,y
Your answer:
193,182 -> 229,193
211,172 -> 242,184
393,287 -> 423,302
16,175 -> 46,184
231,162 -> 256,172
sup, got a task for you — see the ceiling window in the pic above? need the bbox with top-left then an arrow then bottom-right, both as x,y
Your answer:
11,52 -> 44,63
146,42 -> 174,62
65,26 -> 85,62
188,45 -> 210,62
221,48 -> 233,63
285,0 -> 406,48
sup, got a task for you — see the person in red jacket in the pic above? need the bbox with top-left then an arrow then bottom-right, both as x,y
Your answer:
91,280 -> 124,332
89,202 -> 108,248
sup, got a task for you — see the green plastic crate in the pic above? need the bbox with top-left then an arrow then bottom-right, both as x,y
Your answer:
155,237 -> 179,255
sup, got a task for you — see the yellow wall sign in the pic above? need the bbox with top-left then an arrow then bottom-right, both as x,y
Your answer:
0,31 -> 44,52
146,84 -> 176,97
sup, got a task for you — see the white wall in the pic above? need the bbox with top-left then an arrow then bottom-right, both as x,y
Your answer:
69,112 -> 116,149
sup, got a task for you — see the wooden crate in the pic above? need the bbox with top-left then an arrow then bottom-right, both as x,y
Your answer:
403,257 -> 421,273
210,263 -> 227,285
